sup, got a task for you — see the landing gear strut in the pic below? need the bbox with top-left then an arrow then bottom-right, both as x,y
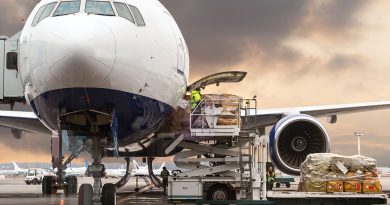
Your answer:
79,137 -> 116,205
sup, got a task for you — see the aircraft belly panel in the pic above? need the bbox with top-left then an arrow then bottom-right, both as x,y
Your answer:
30,87 -> 174,145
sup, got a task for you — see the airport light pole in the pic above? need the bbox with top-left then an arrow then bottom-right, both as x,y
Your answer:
354,132 -> 364,156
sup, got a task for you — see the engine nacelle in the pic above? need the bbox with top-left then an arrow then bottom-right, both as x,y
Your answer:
269,114 -> 330,175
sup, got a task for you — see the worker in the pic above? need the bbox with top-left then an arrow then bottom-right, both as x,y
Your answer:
190,88 -> 201,110
266,166 -> 275,190
160,166 -> 170,194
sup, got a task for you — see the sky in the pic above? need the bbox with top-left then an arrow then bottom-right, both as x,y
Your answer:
0,0 -> 390,166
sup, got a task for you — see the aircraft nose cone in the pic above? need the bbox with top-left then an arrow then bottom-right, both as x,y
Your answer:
46,16 -> 116,84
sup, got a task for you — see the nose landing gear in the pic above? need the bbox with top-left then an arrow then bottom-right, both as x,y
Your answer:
79,137 -> 117,205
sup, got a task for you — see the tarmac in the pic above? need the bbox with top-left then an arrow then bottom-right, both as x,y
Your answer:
0,176 -> 389,205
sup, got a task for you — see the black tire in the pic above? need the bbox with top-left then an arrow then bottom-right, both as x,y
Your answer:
286,182 -> 291,188
26,182 -> 31,185
134,188 -> 140,192
66,175 -> 78,195
42,176 -> 56,195
275,182 -> 281,188
206,183 -> 235,201
102,183 -> 116,205
78,184 -> 93,205
32,178 -> 38,185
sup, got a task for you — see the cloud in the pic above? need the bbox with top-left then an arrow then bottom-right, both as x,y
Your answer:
160,0 -> 369,80
305,0 -> 367,32
160,0 -> 310,76
327,54 -> 366,70
0,0 -> 39,37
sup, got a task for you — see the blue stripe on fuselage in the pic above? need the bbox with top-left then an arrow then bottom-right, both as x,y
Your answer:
30,88 -> 174,145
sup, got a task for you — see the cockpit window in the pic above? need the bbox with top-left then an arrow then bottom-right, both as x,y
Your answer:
114,2 -> 134,23
38,2 -> 57,22
128,5 -> 145,26
85,1 -> 115,16
32,5 -> 46,26
53,1 -> 81,17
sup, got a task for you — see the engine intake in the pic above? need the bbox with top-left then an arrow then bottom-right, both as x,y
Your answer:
269,114 -> 330,175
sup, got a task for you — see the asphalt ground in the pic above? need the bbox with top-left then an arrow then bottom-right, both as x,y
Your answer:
0,176 -> 389,205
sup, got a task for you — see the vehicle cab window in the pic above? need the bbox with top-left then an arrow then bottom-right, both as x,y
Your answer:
53,1 -> 81,17
85,1 -> 115,16
113,2 -> 134,23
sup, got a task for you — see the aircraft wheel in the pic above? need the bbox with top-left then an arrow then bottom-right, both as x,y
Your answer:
42,176 -> 56,195
275,182 -> 281,188
286,182 -> 291,188
102,183 -> 116,205
65,175 -> 78,195
207,183 -> 235,201
78,184 -> 93,205
32,178 -> 38,185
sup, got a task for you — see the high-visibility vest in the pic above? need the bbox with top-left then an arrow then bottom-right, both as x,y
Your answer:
266,171 -> 275,183
190,90 -> 201,109
161,170 -> 170,178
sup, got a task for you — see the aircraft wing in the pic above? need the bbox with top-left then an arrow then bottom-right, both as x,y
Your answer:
244,101 -> 390,128
0,110 -> 51,135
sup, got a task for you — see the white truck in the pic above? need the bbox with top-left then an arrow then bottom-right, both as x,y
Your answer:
24,168 -> 47,185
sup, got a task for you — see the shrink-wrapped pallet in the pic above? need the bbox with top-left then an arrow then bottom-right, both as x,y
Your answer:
300,153 -> 380,193
201,94 -> 241,126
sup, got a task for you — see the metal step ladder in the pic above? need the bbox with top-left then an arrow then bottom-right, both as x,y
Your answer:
238,135 -> 253,199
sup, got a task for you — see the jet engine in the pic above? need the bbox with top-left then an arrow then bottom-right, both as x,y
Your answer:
269,114 -> 330,175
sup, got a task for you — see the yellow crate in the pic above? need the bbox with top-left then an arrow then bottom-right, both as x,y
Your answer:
344,181 -> 362,193
326,181 -> 343,193
362,180 -> 382,193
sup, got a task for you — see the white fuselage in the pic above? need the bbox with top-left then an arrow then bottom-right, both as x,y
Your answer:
18,0 -> 189,145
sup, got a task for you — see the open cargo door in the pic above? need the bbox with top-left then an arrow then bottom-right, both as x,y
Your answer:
187,71 -> 247,92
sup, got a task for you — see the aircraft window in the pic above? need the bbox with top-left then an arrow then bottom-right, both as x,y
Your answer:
53,1 -> 81,17
38,2 -> 57,22
114,2 -> 134,23
85,1 -> 115,16
32,5 -> 47,26
128,5 -> 145,26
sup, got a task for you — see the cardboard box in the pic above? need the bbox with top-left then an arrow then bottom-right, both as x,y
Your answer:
326,181 -> 343,192
344,181 -> 362,193
362,180 -> 382,193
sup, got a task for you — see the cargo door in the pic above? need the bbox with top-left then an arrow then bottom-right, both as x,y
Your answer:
4,33 -> 23,98
187,71 -> 247,92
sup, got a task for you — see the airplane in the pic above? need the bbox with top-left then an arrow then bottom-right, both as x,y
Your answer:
104,163 -> 128,178
377,167 -> 390,178
131,160 -> 165,177
12,161 -> 28,175
64,160 -> 88,177
0,0 -> 390,204
0,161 -> 28,176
